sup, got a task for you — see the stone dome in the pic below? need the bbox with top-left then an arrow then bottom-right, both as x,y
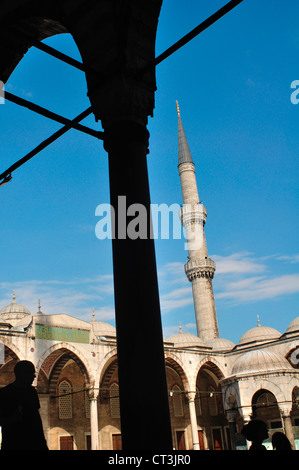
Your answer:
238,323 -> 281,345
91,319 -> 116,337
0,292 -> 31,318
0,292 -> 32,329
167,331 -> 206,348
231,349 -> 293,376
286,317 -> 299,334
205,337 -> 235,351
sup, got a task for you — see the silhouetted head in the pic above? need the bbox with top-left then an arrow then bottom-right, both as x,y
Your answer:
272,432 -> 292,450
14,360 -> 36,387
241,419 -> 268,444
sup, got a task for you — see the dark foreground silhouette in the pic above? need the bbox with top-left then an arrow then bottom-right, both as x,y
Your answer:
241,419 -> 269,451
272,431 -> 292,450
0,360 -> 48,450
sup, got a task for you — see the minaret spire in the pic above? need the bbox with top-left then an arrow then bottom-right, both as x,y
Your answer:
177,100 -> 194,167
177,102 -> 219,341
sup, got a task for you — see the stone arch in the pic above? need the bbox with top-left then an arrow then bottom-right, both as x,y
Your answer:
0,337 -> 25,362
98,351 -> 118,405
242,378 -> 289,409
251,388 -> 281,424
98,348 -> 118,383
222,384 -> 242,411
196,360 -> 226,421
164,351 -> 191,391
0,342 -> 22,386
291,386 -> 299,415
36,342 -> 94,392
196,358 -> 226,383
0,1 -> 161,125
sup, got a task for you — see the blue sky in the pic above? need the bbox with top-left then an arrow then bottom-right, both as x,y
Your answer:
0,0 -> 298,344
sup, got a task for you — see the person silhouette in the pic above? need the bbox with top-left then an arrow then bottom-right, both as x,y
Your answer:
0,360 -> 48,450
271,432 -> 292,450
241,419 -> 269,451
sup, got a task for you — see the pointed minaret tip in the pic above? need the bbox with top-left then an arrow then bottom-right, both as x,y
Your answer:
176,100 -> 180,116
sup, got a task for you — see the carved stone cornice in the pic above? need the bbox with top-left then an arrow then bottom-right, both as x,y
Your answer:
179,204 -> 207,227
185,258 -> 216,281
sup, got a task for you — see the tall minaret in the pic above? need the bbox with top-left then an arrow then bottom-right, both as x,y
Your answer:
176,101 -> 219,341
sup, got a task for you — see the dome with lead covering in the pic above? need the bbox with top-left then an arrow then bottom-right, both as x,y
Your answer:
0,291 -> 31,318
205,337 -> 235,351
0,292 -> 32,328
238,317 -> 281,345
286,317 -> 299,334
167,329 -> 206,348
90,309 -> 116,338
231,349 -> 293,376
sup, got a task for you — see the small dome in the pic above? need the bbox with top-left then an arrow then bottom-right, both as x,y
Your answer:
231,349 -> 293,376
239,321 -> 281,345
91,319 -> 116,337
286,317 -> 299,334
206,337 -> 235,351
167,331 -> 206,348
0,292 -> 31,318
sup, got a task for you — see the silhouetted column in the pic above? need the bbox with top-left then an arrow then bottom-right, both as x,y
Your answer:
103,120 -> 173,450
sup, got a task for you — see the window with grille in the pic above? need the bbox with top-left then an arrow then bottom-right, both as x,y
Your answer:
110,383 -> 120,418
59,380 -> 72,419
172,385 -> 184,417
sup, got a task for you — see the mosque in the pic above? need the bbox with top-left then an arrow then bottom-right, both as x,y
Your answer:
0,105 -> 298,451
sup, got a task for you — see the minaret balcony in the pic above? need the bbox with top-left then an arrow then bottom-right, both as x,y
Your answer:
184,258 -> 216,281
179,204 -> 207,226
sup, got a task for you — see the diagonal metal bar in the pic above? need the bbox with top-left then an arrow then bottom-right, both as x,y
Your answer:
4,91 -> 103,139
0,0 -> 245,186
154,0 -> 244,66
30,37 -> 86,72
0,107 -> 93,184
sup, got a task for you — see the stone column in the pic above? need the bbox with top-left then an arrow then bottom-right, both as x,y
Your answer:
39,394 -> 50,448
186,392 -> 200,450
279,403 -> 295,450
239,406 -> 252,449
88,389 -> 99,450
226,409 -> 238,450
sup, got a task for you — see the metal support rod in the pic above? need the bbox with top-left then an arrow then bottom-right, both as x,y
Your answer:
30,37 -> 86,72
0,0 -> 245,185
4,91 -> 103,139
0,107 -> 93,183
154,0 -> 245,66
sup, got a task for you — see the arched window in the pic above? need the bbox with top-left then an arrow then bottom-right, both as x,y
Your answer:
110,383 -> 120,418
208,386 -> 218,416
172,385 -> 184,417
59,380 -> 72,419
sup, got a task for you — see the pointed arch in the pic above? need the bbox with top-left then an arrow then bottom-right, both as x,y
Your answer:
36,342 -> 95,391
